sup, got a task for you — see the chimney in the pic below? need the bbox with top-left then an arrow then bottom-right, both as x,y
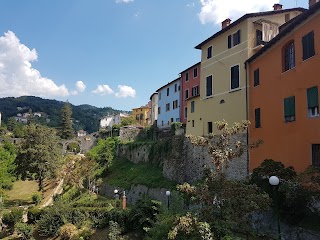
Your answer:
222,18 -> 231,29
273,3 -> 283,10
309,0 -> 320,8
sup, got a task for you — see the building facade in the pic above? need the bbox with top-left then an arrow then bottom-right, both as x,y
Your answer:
180,62 -> 201,126
132,106 -> 151,128
194,5 -> 304,136
149,93 -> 159,126
100,113 -> 129,129
247,2 -> 320,172
157,78 -> 181,129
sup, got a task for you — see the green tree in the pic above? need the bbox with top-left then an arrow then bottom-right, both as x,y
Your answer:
60,102 -> 74,139
15,124 -> 62,191
0,142 -> 17,195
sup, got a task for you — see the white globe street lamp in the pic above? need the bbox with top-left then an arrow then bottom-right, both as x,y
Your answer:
269,176 -> 280,186
269,176 -> 281,240
165,190 -> 171,210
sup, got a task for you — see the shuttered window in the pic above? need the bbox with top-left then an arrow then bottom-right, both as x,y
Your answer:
302,31 -> 315,60
284,96 -> 296,122
231,65 -> 240,90
254,68 -> 260,87
228,35 -> 232,49
307,87 -> 319,108
207,46 -> 212,59
312,144 -> 320,167
206,75 -> 213,96
255,108 -> 261,128
284,42 -> 295,71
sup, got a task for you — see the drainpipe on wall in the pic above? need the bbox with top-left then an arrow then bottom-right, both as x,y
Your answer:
245,62 -> 250,177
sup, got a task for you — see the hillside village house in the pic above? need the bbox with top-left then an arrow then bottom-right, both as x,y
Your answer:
179,62 -> 202,135
157,78 -> 181,129
247,1 -> 320,172
132,105 -> 151,128
149,92 -> 159,125
100,113 -> 129,129
77,130 -> 87,137
194,4 -> 304,136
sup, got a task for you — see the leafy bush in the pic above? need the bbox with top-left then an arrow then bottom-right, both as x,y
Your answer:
32,192 -> 43,205
2,207 -> 24,227
37,207 -> 65,236
15,222 -> 34,240
67,142 -> 80,153
76,226 -> 94,240
27,207 -> 43,224
108,221 -> 123,240
59,223 -> 78,240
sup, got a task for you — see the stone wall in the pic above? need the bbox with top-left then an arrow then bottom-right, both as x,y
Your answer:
116,133 -> 248,183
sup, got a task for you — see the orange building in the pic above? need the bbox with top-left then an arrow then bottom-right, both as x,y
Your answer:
247,1 -> 320,172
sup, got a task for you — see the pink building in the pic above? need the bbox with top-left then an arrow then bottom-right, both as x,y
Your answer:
179,62 -> 201,124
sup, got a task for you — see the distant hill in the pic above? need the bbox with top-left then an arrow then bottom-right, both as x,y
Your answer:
0,96 -> 129,133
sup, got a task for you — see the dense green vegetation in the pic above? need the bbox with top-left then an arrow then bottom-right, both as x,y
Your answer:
0,96 -> 128,133
104,157 -> 176,189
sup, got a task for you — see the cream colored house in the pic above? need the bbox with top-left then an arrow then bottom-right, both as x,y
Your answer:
194,4 -> 304,135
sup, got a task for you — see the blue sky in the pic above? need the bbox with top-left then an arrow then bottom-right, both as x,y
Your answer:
0,0 -> 308,111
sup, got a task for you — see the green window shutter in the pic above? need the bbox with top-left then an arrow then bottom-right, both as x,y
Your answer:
284,96 -> 295,117
307,86 -> 319,108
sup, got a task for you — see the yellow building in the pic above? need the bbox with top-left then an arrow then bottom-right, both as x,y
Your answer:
194,4 -> 304,135
132,106 -> 151,128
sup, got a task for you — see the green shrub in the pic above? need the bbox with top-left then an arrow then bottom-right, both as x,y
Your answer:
37,207 -> 65,236
27,207 -> 43,224
59,223 -> 78,240
75,226 -> 94,240
2,207 -> 24,227
108,221 -> 123,240
32,192 -> 43,205
15,222 -> 34,240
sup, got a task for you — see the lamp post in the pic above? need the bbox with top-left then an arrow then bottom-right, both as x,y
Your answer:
269,176 -> 281,240
165,190 -> 171,210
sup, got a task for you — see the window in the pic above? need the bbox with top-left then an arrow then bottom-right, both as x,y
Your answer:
254,68 -> 260,87
175,84 -> 177,92
233,30 -> 241,46
185,89 -> 189,99
184,107 -> 188,118
140,114 -> 144,120
193,68 -> 198,78
228,30 -> 241,48
207,46 -> 212,59
136,115 -> 139,120
192,86 -> 199,97
307,86 -> 319,117
171,118 -> 173,123
186,72 -> 189,82
255,108 -> 261,128
158,107 -> 161,115
162,121 -> 164,126
302,31 -> 315,61
284,96 -> 296,122
173,100 -> 178,109
206,75 -> 213,96
167,88 -> 169,96
312,144 -> 320,166
192,120 -> 194,127
285,13 -> 290,22
166,103 -> 170,112
191,101 -> 195,113
208,122 -> 213,134
256,30 -> 263,46
284,41 -> 295,71
159,92 -> 161,100
231,65 -> 240,90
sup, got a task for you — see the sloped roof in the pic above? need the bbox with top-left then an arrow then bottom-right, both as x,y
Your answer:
195,7 -> 306,50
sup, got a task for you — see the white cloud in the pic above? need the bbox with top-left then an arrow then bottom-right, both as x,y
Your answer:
70,90 -> 78,95
115,85 -> 136,98
198,0 -> 279,24
75,81 -> 86,92
0,31 -> 69,97
92,84 -> 114,96
115,0 -> 134,3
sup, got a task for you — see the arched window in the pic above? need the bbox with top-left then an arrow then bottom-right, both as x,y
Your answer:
283,41 -> 295,72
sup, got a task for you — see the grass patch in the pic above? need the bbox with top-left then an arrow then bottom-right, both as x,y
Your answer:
104,158 -> 177,189
4,180 -> 39,206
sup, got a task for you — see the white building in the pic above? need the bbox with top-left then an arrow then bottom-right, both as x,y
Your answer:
100,113 -> 129,129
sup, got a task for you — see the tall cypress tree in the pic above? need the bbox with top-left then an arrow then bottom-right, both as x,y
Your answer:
60,102 -> 74,139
